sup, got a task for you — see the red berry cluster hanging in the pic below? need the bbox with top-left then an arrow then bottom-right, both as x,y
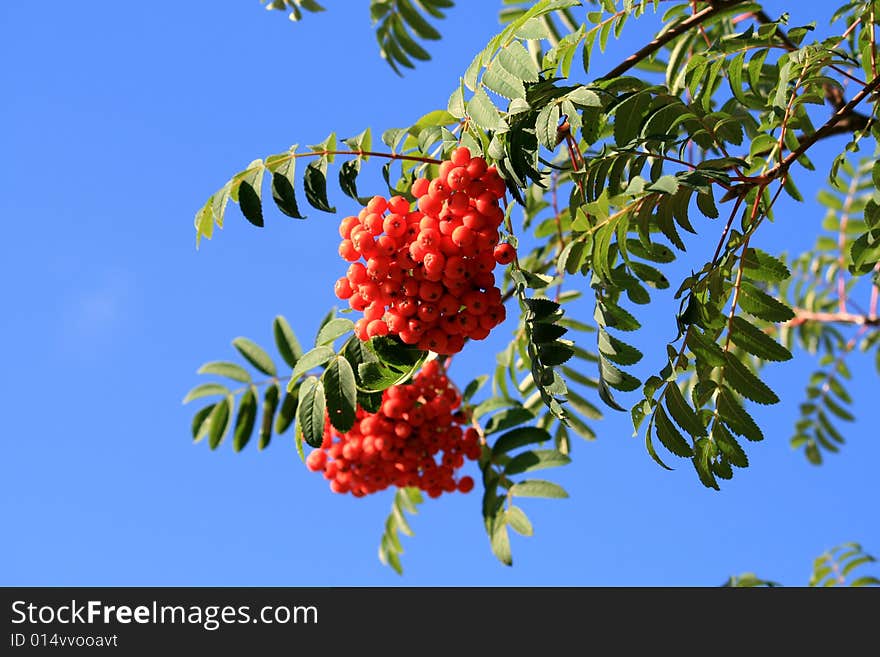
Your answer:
305,360 -> 481,498
334,147 -> 513,355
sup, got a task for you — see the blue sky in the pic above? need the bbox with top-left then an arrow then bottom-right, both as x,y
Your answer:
1,1 -> 877,586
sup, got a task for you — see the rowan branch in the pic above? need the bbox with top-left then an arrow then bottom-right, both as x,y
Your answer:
599,0 -> 748,80
788,309 -> 880,327
767,73 -> 880,179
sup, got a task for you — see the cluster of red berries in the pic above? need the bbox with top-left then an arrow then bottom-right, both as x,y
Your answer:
305,360 -> 481,498
334,147 -> 516,354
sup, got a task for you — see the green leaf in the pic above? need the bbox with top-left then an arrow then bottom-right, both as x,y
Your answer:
536,101 -> 561,150
398,0 -> 441,39
508,480 -> 569,498
304,160 -> 336,213
665,383 -> 706,437
208,397 -> 232,450
567,86 -> 600,107
468,87 -> 504,131
506,506 -> 534,536
238,181 -> 264,228
738,283 -> 795,322
297,376 -> 326,448
484,407 -> 537,435
259,383 -> 280,449
338,159 -> 367,203
686,327 -> 726,367
600,356 -> 640,392
322,356 -> 357,433
692,437 -> 719,490
232,337 -> 277,377
197,361 -> 252,383
598,377 -> 626,411
447,83 -> 466,118
315,318 -> 355,346
492,427 -> 552,454
596,301 -> 640,331
370,335 -> 425,369
598,328 -> 643,366
490,518 -> 513,566
289,346 -> 335,389
654,405 -> 694,457
358,361 -> 408,391
273,315 -> 303,369
498,40 -> 539,82
483,65 -> 526,100
717,389 -> 764,441
525,297 -> 560,319
191,404 -> 215,442
741,248 -> 790,283
723,352 -> 780,405
182,383 -> 229,404
462,375 -> 489,403
729,316 -> 792,362
275,389 -> 298,435
267,151 -> 304,219
233,387 -> 258,452
504,449 -> 571,475
537,341 -> 575,366
713,421 -> 749,468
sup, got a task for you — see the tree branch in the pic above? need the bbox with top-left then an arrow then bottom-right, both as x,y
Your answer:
766,73 -> 880,179
599,0 -> 748,80
788,309 -> 880,327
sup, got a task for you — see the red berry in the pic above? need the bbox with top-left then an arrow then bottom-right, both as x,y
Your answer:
451,146 -> 472,167
493,243 -> 516,265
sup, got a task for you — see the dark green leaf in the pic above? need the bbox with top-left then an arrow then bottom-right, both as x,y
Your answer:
665,382 -> 706,437
504,449 -> 571,475
233,387 -> 257,452
485,407 -> 537,435
723,352 -> 780,405
717,389 -> 764,441
712,421 -> 749,468
370,335 -> 425,368
208,397 -> 232,450
597,328 -> 643,366
741,248 -> 790,283
739,283 -> 795,322
729,316 -> 792,361
692,437 -> 719,490
297,376 -> 326,448
259,383 -> 280,449
492,427 -> 552,454
537,341 -> 575,366
275,389 -> 298,435
238,181 -> 264,227
191,404 -> 216,441
654,405 -> 694,457
322,357 -> 357,433
462,375 -> 489,403
273,315 -> 303,369
304,161 -> 336,213
598,378 -> 626,411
